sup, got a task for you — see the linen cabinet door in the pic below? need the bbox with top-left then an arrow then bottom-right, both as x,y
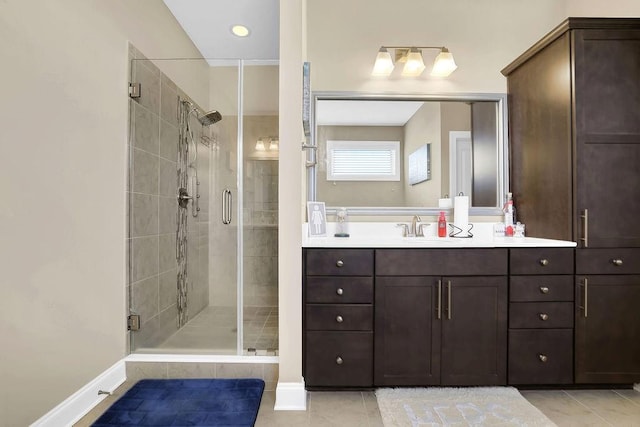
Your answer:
374,276 -> 441,386
575,275 -> 640,383
574,29 -> 640,248
440,276 -> 508,386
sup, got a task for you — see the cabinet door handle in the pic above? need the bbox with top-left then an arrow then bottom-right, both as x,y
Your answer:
612,259 -> 623,266
539,286 -> 549,294
539,313 -> 549,321
539,259 -> 549,266
447,281 -> 452,320
437,280 -> 442,320
335,356 -> 343,365
579,278 -> 588,318
335,315 -> 343,323
581,209 -> 589,248
538,354 -> 548,363
336,260 -> 344,267
336,288 -> 344,296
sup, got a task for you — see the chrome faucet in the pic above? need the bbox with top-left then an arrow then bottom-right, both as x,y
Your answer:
411,215 -> 422,237
397,215 -> 427,237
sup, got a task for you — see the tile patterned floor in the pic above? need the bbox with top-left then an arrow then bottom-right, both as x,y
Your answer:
76,386 -> 640,426
134,306 -> 278,355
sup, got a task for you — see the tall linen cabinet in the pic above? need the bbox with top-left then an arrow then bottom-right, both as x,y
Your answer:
502,18 -> 640,384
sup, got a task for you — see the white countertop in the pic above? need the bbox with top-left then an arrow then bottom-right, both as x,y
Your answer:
302,222 -> 577,248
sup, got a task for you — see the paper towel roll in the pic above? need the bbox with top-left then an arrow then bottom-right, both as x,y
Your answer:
453,195 -> 469,230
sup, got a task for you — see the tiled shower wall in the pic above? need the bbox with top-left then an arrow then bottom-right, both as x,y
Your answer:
127,45 -> 210,351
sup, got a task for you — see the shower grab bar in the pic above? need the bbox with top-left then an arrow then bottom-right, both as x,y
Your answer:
222,189 -> 232,224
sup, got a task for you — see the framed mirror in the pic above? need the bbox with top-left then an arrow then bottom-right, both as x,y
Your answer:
306,92 -> 508,216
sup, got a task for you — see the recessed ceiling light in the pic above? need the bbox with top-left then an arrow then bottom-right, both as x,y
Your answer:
231,25 -> 250,37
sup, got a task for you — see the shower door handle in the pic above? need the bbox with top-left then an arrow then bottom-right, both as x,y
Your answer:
222,189 -> 232,224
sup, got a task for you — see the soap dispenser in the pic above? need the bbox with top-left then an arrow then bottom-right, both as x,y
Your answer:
438,211 -> 447,237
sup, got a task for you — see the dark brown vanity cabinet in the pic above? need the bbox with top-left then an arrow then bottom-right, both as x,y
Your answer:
575,249 -> 640,384
374,249 -> 508,386
502,18 -> 640,246
303,249 -> 374,387
508,248 -> 574,385
504,18 -> 640,385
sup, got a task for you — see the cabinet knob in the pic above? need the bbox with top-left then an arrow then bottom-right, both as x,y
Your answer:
539,313 -> 549,321
336,260 -> 344,267
336,288 -> 344,296
539,259 -> 549,266
538,354 -> 548,363
336,315 -> 343,323
612,259 -> 623,266
336,356 -> 343,365
539,286 -> 550,294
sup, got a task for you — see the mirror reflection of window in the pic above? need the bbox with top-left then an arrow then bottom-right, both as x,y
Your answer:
311,95 -> 505,213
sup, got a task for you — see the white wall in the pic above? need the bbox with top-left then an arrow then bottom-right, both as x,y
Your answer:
566,0 -> 640,16
278,0 -> 305,390
0,1 -> 206,424
306,0 -> 567,94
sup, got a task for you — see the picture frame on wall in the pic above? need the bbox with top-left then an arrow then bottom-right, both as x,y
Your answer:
307,201 -> 327,237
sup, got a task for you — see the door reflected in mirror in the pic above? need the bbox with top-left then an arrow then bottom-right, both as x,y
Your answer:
309,93 -> 508,215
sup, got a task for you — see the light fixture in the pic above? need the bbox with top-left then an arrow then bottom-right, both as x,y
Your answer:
371,47 -> 394,76
269,137 -> 279,151
402,47 -> 426,77
430,48 -> 458,77
231,25 -> 250,37
372,46 -> 458,77
255,138 -> 266,151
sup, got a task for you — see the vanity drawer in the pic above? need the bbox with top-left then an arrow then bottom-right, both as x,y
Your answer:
510,276 -> 574,302
306,304 -> 373,331
509,302 -> 573,329
306,249 -> 374,276
376,248 -> 508,276
305,331 -> 373,387
510,248 -> 574,275
508,329 -> 573,384
306,277 -> 373,304
576,248 -> 640,275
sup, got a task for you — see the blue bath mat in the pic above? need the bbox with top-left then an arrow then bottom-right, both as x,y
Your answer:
92,378 -> 265,426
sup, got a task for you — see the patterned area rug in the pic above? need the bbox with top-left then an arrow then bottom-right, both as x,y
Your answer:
92,378 -> 264,426
376,387 -> 556,426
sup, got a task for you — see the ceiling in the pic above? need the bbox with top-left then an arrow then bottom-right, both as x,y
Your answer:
316,100 -> 425,126
163,0 -> 279,65
162,2 -> 422,127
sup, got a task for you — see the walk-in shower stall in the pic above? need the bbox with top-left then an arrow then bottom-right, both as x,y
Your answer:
126,50 -> 279,356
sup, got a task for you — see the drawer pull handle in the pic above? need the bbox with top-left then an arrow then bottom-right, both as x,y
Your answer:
336,288 -> 344,296
539,313 -> 549,321
539,259 -> 549,266
336,356 -> 343,365
336,260 -> 344,267
612,259 -> 623,266
538,354 -> 548,363
539,286 -> 549,294
336,315 -> 343,323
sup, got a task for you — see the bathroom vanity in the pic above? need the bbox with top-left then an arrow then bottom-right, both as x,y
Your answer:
301,223 -> 586,389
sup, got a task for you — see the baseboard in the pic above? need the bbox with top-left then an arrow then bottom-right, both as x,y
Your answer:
31,360 -> 126,427
274,380 -> 307,411
635,383 -> 640,392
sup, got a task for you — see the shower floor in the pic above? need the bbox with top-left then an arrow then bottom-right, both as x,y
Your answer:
141,306 -> 278,355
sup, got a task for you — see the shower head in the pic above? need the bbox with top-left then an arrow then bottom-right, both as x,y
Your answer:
198,110 -> 222,126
